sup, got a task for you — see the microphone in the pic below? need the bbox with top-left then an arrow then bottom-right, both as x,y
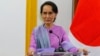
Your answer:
49,30 -> 65,52
49,30 -> 60,46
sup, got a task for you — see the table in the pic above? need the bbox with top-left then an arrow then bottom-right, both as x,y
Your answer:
34,52 -> 81,56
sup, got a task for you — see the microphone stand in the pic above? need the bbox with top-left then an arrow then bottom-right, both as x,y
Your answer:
49,30 -> 65,52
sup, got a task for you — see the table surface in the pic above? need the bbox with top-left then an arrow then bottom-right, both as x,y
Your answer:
34,52 -> 81,56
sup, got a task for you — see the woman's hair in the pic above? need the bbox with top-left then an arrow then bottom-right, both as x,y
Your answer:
40,1 -> 58,14
40,1 -> 58,22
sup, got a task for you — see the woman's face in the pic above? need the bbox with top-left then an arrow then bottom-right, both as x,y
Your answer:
41,5 -> 57,24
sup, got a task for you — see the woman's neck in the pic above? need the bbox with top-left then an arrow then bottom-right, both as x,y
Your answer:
44,23 -> 53,29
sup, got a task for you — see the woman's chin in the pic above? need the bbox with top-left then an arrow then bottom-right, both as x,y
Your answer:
44,22 -> 52,24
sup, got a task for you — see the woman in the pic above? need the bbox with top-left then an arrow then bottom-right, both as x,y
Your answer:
28,1 -> 88,56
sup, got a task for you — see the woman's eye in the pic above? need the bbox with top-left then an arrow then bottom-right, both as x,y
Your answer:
49,12 -> 53,15
43,12 -> 47,14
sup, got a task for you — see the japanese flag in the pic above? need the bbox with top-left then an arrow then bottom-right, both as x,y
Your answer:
70,0 -> 100,56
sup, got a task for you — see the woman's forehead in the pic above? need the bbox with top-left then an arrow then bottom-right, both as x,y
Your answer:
42,5 -> 53,12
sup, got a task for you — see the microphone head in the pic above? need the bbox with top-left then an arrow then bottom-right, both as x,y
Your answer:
49,30 -> 53,33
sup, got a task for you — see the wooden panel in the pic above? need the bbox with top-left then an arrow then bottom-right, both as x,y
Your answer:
72,0 -> 79,17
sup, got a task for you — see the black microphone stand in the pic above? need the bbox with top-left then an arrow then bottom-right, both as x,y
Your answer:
49,30 -> 65,52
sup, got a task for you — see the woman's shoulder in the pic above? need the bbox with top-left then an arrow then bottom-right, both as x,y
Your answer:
53,24 -> 64,30
32,25 -> 42,33
53,24 -> 67,35
53,24 -> 66,33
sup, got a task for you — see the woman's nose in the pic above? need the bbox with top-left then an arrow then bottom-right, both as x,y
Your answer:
46,14 -> 49,18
